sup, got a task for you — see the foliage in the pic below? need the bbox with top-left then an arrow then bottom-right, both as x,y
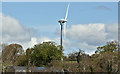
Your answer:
32,41 -> 63,66
48,60 -> 63,71
2,44 -> 24,72
2,40 -> 119,72
17,41 -> 63,67
17,53 -> 27,66
67,49 -> 85,62
2,44 -> 24,65
95,40 -> 118,54
92,40 -> 119,72
63,40 -> 119,72
67,53 -> 77,61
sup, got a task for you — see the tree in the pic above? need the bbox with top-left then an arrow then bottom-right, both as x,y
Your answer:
95,40 -> 118,54
31,41 -> 63,66
93,40 -> 119,72
2,44 -> 24,72
2,44 -> 24,64
67,53 -> 77,61
76,49 -> 84,64
17,41 -> 63,67
16,54 -> 27,66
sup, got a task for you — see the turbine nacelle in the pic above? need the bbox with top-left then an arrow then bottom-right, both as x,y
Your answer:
58,3 -> 70,39
58,19 -> 67,24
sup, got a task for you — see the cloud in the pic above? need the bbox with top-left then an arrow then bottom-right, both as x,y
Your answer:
1,13 -> 33,43
22,36 -> 58,50
0,13 -> 55,50
66,23 -> 107,46
1,13 -> 36,50
74,42 -> 97,50
105,24 -> 118,41
22,37 -> 38,50
0,12 -> 118,56
96,6 -> 112,11
37,36 -> 52,43
64,23 -> 118,53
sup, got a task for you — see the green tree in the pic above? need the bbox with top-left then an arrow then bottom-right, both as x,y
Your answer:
93,40 -> 118,72
17,41 -> 63,67
95,40 -> 118,54
31,41 -> 63,66
17,54 -> 27,66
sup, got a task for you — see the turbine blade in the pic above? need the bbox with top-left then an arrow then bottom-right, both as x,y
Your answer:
64,22 -> 66,37
65,3 -> 70,20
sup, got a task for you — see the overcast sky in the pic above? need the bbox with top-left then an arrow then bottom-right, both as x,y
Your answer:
0,2 -> 118,55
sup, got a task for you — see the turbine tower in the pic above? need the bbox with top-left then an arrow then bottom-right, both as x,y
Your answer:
58,3 -> 70,50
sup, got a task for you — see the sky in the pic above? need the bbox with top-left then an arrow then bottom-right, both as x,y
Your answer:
0,2 -> 118,55
2,0 -> 119,2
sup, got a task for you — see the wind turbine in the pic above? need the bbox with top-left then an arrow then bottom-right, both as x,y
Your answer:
58,3 -> 70,50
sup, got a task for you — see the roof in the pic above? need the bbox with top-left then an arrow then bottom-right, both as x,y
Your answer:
8,66 -> 47,71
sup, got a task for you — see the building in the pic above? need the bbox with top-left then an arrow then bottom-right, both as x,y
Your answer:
6,66 -> 47,72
